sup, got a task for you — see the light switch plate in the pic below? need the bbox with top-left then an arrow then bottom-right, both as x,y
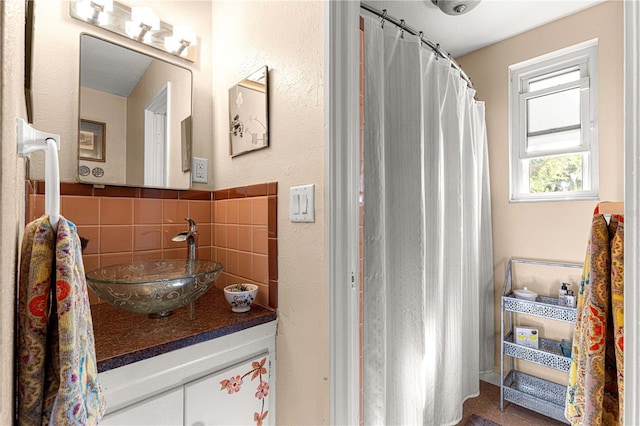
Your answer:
290,184 -> 315,223
192,157 -> 208,183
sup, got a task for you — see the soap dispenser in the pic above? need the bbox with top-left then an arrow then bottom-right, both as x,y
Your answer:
559,283 -> 569,303
565,290 -> 576,308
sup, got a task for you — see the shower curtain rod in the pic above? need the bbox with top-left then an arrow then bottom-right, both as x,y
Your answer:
360,2 -> 473,88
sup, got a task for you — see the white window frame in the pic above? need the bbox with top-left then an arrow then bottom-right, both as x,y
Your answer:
509,40 -> 599,202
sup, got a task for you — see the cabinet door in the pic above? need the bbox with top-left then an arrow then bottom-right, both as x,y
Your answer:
101,386 -> 184,426
185,354 -> 271,426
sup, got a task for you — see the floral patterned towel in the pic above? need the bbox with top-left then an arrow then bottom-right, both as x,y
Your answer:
17,215 -> 105,425
566,214 -> 624,425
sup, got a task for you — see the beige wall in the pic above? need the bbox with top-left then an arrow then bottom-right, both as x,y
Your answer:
0,1 -> 27,423
80,87 -> 127,185
456,0 -> 623,382
29,1 -> 213,190
210,1 -> 328,424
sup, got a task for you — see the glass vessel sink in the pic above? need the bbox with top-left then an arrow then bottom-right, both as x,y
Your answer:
86,259 -> 223,317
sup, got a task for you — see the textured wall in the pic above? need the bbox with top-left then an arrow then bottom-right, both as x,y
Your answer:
0,1 -> 27,422
211,2 -> 329,424
456,0 -> 623,383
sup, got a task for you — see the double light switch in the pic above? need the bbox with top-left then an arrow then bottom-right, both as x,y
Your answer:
290,184 -> 315,223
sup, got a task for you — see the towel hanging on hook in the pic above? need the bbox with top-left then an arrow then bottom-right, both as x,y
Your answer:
17,118 -> 60,230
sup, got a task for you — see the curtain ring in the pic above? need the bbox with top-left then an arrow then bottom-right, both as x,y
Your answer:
434,43 -> 440,60
419,31 -> 424,41
380,9 -> 387,28
400,19 -> 405,39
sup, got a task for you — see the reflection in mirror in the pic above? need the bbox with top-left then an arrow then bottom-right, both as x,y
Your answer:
79,34 -> 193,189
229,66 -> 269,157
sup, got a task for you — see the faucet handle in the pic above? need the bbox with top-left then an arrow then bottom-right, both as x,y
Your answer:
184,217 -> 197,233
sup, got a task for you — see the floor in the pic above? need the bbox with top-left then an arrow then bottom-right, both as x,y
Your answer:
456,381 -> 565,426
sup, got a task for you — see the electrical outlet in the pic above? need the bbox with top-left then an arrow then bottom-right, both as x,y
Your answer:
192,157 -> 208,183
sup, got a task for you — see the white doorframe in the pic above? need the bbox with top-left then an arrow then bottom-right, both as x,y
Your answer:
325,1 -> 361,425
624,2 -> 639,424
144,82 -> 171,187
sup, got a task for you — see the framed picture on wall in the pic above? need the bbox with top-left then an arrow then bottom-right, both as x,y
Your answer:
79,119 -> 106,162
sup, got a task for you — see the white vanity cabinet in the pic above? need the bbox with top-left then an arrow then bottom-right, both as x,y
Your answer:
98,321 -> 276,426
100,387 -> 184,426
185,354 -> 272,426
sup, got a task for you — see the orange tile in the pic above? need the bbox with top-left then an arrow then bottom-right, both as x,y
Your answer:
268,280 -> 278,309
213,224 -> 227,248
34,195 -> 45,220
197,224 -> 212,247
238,251 -> 252,280
99,226 -> 132,253
162,248 -> 184,259
26,194 -> 35,222
214,273 -> 228,290
81,254 -> 100,274
227,225 -> 239,250
188,200 -> 211,224
251,197 -> 268,226
77,226 -> 100,255
238,226 -> 252,252
214,200 -> 227,224
100,252 -> 133,267
134,198 -> 162,224
226,250 -> 239,275
133,250 -> 163,261
268,196 -> 277,238
100,197 -> 133,225
214,248 -> 227,270
61,196 -> 98,225
246,183 -> 268,197
252,254 -> 269,284
163,224 -> 189,249
252,226 -> 268,255
227,200 -> 239,224
133,225 -> 162,251
238,198 -> 252,225
211,201 -> 220,223
268,238 -> 278,281
163,199 -> 189,224
267,182 -> 278,196
197,247 -> 211,260
359,225 -> 364,259
254,282 -> 269,308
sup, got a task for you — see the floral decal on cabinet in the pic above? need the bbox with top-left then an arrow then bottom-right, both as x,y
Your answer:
220,357 -> 269,425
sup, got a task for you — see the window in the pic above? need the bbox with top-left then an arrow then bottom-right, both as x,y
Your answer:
509,40 -> 598,202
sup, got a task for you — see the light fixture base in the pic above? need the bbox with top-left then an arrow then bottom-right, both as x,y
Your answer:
431,0 -> 480,16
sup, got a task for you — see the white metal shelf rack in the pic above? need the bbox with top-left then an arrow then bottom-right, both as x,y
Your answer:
500,259 -> 582,424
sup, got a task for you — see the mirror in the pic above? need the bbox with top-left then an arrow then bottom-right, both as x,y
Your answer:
229,66 -> 269,157
79,34 -> 193,189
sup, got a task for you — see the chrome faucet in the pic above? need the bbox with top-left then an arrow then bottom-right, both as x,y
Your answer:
171,217 -> 198,260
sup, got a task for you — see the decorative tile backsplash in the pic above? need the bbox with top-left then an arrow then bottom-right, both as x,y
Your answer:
26,181 -> 278,309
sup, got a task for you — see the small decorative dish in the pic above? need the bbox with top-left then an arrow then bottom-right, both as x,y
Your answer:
223,283 -> 258,313
513,287 -> 538,301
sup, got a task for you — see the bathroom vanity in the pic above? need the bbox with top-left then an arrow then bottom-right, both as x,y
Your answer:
92,288 -> 277,425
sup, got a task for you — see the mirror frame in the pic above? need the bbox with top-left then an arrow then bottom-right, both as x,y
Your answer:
228,66 -> 269,157
78,33 -> 194,189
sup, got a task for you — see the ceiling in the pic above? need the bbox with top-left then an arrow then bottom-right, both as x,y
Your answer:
81,35 -> 153,98
363,0 -> 605,58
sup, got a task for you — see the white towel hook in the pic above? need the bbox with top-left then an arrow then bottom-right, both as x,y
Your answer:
17,118 -> 60,230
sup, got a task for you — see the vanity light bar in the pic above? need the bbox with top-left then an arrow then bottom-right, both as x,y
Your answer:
69,0 -> 197,62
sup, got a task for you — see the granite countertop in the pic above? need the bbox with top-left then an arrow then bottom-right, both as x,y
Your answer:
91,288 -> 277,372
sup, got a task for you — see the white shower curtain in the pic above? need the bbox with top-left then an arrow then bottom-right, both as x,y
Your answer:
362,16 -> 494,425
